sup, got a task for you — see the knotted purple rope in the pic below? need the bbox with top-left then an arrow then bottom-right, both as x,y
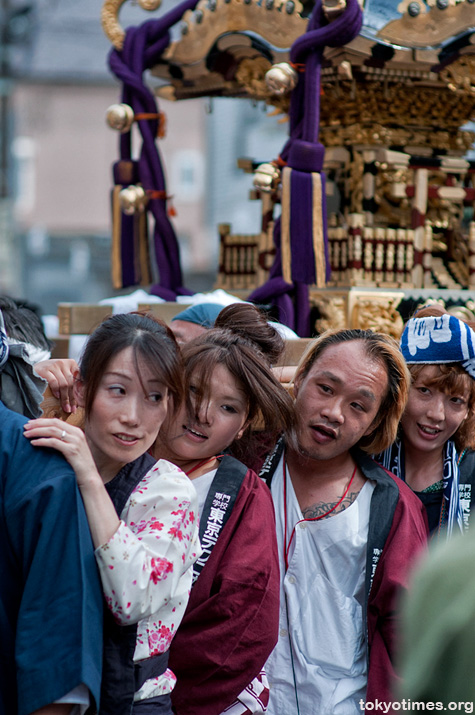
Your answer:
249,0 -> 362,335
108,0 -> 362,321
109,0 -> 199,298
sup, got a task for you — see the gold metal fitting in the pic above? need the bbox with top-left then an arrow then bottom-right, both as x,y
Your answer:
322,0 -> 347,19
118,185 -> 147,215
139,0 -> 161,9
253,163 -> 281,193
265,62 -> 299,96
106,103 -> 135,132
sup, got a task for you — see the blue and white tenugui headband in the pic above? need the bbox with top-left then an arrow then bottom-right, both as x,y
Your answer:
400,314 -> 475,380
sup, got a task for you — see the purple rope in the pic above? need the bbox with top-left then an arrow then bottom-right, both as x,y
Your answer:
251,0 -> 362,335
291,0 -> 362,61
113,30 -> 179,289
107,0 -> 362,320
295,282 -> 311,336
108,0 -> 199,295
249,277 -> 293,303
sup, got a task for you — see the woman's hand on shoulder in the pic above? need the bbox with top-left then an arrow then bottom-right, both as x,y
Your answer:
34,358 -> 79,414
23,417 -> 100,488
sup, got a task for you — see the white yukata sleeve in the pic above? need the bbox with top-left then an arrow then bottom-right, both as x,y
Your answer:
95,460 -> 200,624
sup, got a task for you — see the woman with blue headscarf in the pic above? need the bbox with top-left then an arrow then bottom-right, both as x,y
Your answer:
377,305 -> 475,538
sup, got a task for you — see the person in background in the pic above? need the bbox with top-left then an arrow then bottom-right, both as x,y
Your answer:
259,329 -> 428,715
0,295 -> 52,358
377,306 -> 475,537
0,295 -> 52,417
169,304 -> 224,345
398,526 -> 475,708
0,313 -> 103,715
25,313 -> 200,715
170,301 -> 299,347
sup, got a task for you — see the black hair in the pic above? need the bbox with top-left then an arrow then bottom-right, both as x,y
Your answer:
79,312 -> 183,417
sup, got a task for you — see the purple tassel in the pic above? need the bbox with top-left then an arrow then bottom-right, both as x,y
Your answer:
281,140 -> 329,286
250,0 -> 362,334
108,0 -> 200,296
110,160 -> 152,289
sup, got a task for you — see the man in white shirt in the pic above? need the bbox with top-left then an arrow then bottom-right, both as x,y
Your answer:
260,328 -> 428,715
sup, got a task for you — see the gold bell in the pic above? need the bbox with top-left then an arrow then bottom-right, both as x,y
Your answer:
253,163 -> 281,193
118,185 -> 147,215
106,104 -> 135,133
265,63 -> 298,96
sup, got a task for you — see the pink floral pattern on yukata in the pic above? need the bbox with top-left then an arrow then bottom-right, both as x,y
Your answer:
148,620 -> 174,655
95,459 -> 201,701
150,557 -> 174,583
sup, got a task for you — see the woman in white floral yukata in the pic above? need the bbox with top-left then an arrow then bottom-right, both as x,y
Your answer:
24,312 -> 201,715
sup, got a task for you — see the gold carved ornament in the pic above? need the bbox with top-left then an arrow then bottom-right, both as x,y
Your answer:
440,56 -> 475,96
347,152 -> 364,214
319,80 -> 475,151
312,296 -> 347,333
102,0 -> 162,50
351,299 -> 404,339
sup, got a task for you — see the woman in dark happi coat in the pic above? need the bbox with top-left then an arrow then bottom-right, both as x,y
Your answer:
152,304 -> 295,715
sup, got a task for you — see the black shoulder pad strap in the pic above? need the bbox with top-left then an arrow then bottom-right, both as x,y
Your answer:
192,455 -> 247,584
259,437 -> 285,488
106,452 -> 156,517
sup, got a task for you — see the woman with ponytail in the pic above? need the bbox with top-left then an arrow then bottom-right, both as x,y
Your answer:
152,304 -> 294,715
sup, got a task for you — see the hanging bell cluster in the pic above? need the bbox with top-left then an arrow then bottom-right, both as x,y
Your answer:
265,62 -> 298,96
253,162 -> 281,193
118,185 -> 147,215
106,103 -> 135,133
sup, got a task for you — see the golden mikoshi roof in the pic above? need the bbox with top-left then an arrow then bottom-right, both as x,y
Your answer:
102,0 -> 475,98
102,0 -> 475,152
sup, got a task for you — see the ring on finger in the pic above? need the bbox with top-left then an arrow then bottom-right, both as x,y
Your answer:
60,429 -> 67,441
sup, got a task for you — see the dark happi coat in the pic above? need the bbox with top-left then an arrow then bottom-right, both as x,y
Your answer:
169,455 -> 280,715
